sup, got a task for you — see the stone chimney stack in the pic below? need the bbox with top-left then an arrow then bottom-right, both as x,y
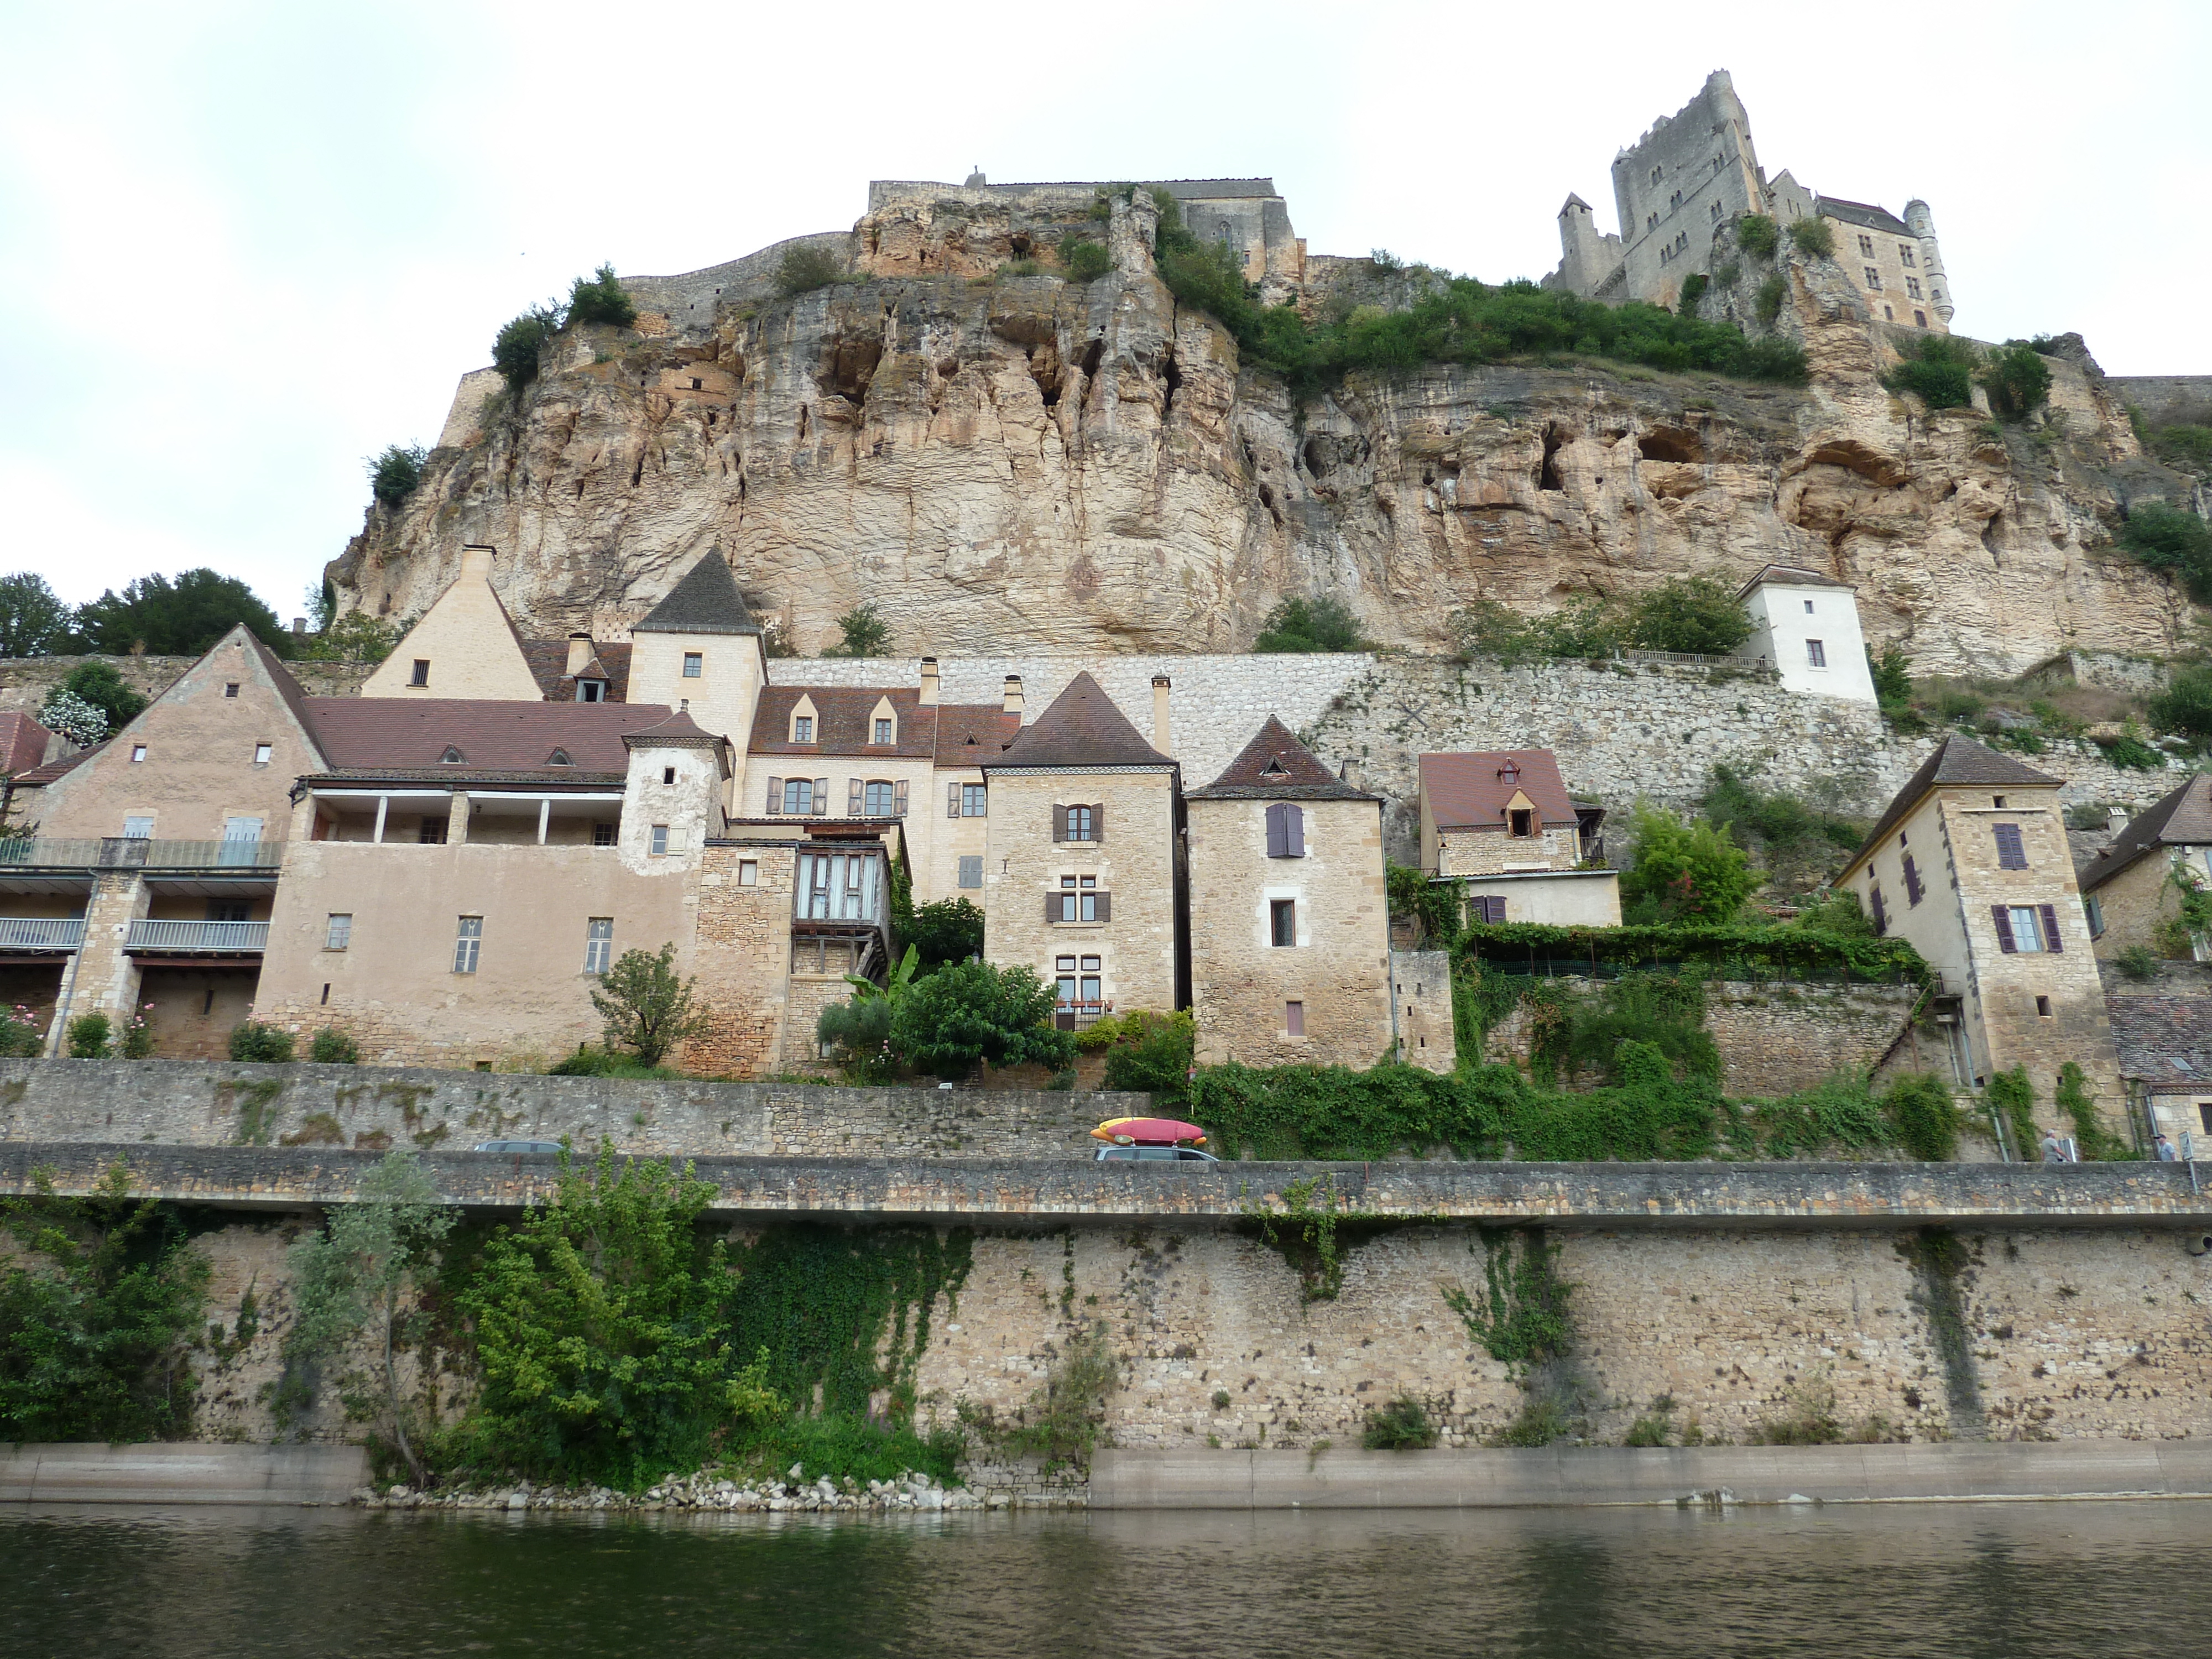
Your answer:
2107,806 -> 2131,836
566,632 -> 594,676
1003,675 -> 1024,715
919,657 -> 940,706
460,544 -> 496,582
1151,674 -> 1172,755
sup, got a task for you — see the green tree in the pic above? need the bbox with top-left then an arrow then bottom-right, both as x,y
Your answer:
58,661 -> 149,731
0,572 -> 70,657
0,1164 -> 210,1442
492,303 -> 562,390
817,944 -> 919,1081
889,960 -> 1076,1079
1884,334 -> 1979,410
283,1151 -> 454,1484
591,943 -> 709,1068
1253,596 -> 1367,653
1866,641 -> 1913,706
1061,236 -> 1112,282
367,444 -> 428,507
1984,341 -> 2053,421
295,610 -> 402,665
1623,576 -> 1752,655
1733,215 -> 1780,259
2151,664 -> 2212,738
1100,1010 -> 1196,1098
566,263 -> 637,327
825,602 -> 890,658
71,570 -> 291,659
904,896 -> 985,970
1449,596 -> 1619,665
773,244 -> 843,299
2119,501 -> 2212,601
1618,804 -> 1760,924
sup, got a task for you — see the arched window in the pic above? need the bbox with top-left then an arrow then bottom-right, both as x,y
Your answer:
864,780 -> 896,816
1265,802 -> 1305,858
1067,805 -> 1094,842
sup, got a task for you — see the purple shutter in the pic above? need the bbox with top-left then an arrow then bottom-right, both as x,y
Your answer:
766,776 -> 782,813
1992,905 -> 2016,952
894,780 -> 909,817
1870,886 -> 1887,934
1092,803 -> 1105,843
2039,902 -> 2062,954
948,783 -> 960,818
1488,896 -> 1507,924
1095,891 -> 1110,922
1994,823 -> 2026,869
1053,805 -> 1067,842
813,778 -> 828,817
1285,804 -> 1304,857
1266,803 -> 1287,858
848,778 -> 864,816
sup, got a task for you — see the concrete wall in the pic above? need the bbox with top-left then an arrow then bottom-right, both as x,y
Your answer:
0,1442 -> 368,1504
1458,871 -> 1623,927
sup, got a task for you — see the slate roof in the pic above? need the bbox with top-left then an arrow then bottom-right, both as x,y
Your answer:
520,639 -> 633,702
932,703 -> 1022,768
0,712 -> 55,775
299,698 -> 684,777
2106,995 -> 2212,1086
634,554 -> 761,635
2081,775 -> 2212,894
987,672 -> 1171,769
1188,717 -> 1375,802
1735,562 -> 1856,599
1818,196 -> 1914,237
749,687 -> 935,759
1420,750 -> 1580,830
1841,734 -> 2063,876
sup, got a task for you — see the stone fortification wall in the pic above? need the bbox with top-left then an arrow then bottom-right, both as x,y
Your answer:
619,231 -> 854,335
2109,375 -> 2212,427
0,1061 -> 1135,1160
0,654 -> 373,720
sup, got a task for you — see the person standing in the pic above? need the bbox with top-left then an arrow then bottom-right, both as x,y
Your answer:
2156,1134 -> 2178,1161
2041,1129 -> 2067,1164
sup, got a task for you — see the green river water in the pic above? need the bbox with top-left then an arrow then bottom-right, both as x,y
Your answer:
4,1501 -> 2204,1657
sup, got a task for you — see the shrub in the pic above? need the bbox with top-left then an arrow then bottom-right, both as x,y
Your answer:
2057,1061 -> 2130,1160
816,994 -> 894,1083
309,1027 -> 360,1065
2094,727 -> 2165,771
1984,341 -> 2053,421
2119,501 -> 2212,602
996,258 -> 1042,280
1884,333 -> 1978,410
1884,1072 -> 1963,1161
773,244 -> 843,299
1448,597 -> 1618,665
119,1004 -> 155,1060
566,263 -> 636,327
1618,804 -> 1760,925
1676,273 -> 1708,317
58,661 -> 149,731
2115,944 -> 2161,982
228,1021 -> 296,1063
2147,422 -> 2212,473
367,443 -> 427,507
2151,664 -> 2212,738
1624,575 -> 1753,655
823,602 -> 889,658
1060,236 -> 1112,283
1361,1397 -> 1438,1449
1986,1066 -> 2038,1162
903,897 -> 985,972
295,609 -> 402,665
591,943 -> 708,1068
1754,274 -> 1787,327
1751,1373 -> 1844,1445
0,1005 -> 43,1057
1253,596 -> 1366,654
1734,215 -> 1780,259
65,1013 -> 112,1058
1867,642 -> 1913,716
889,960 -> 1076,1079
1100,1011 -> 1195,1098
491,304 -> 561,390
36,688 -> 107,748
1787,217 -> 1835,258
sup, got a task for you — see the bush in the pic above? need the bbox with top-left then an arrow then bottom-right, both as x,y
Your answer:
1884,334 -> 1979,410
36,688 -> 107,748
2119,501 -> 2212,602
309,1027 -> 360,1065
491,304 -> 561,390
816,994 -> 894,1083
1985,341 -> 2053,421
823,602 -> 889,658
1676,273 -> 1708,317
1734,215 -> 1780,259
65,1013 -> 111,1058
1787,217 -> 1835,258
1987,1066 -> 2038,1162
1100,1011 -> 1195,1098
566,263 -> 636,327
1754,274 -> 1787,326
1624,575 -> 1753,655
996,259 -> 1041,280
228,1022 -> 295,1063
2094,727 -> 2165,771
1618,804 -> 1760,925
0,1005 -> 43,1057
773,244 -> 843,299
546,1044 -> 675,1080
889,960 -> 1076,1079
1883,1073 -> 1963,1161
295,610 -> 402,665
1448,597 -> 1619,665
1361,1397 -> 1437,1449
2146,422 -> 2212,473
903,897 -> 985,972
1062,237 -> 1112,282
2150,663 -> 2212,738
591,943 -> 708,1068
2115,944 -> 2161,982
1253,596 -> 1366,654
1867,642 -> 1913,707
2057,1060 -> 2130,1161
367,443 -> 427,507
119,1005 -> 155,1060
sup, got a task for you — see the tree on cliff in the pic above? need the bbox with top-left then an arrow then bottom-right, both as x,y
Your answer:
0,572 -> 70,657
71,570 -> 291,659
492,302 -> 562,390
1254,596 -> 1367,654
567,263 -> 636,327
1621,576 -> 1754,656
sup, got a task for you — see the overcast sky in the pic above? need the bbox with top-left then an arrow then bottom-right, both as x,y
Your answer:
4,0 -> 2204,619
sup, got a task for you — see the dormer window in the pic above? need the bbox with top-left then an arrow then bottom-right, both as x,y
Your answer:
794,716 -> 814,743
874,718 -> 893,744
1510,808 -> 1535,837
1497,762 -> 1521,786
410,660 -> 430,687
576,679 -> 606,703
1260,756 -> 1290,779
440,746 -> 464,764
546,749 -> 573,766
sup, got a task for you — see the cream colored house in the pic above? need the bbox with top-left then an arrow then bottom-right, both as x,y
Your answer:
2078,774 -> 2212,962
1417,749 -> 1620,928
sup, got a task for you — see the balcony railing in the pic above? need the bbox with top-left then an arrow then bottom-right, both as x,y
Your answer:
1053,1000 -> 1110,1031
124,920 -> 269,953
0,917 -> 85,950
0,837 -> 283,873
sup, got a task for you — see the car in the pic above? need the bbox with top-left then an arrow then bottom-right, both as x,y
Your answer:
470,1140 -> 566,1154
1094,1145 -> 1218,1162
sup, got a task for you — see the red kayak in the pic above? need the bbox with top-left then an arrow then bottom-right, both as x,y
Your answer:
1092,1117 -> 1207,1147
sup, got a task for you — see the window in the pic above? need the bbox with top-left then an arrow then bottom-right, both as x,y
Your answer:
864,781 -> 896,816
1903,854 -> 1924,907
1864,267 -> 1882,289
440,747 -> 463,764
410,660 -> 430,687
1899,244 -> 1916,267
253,743 -> 273,765
873,718 -> 893,744
1650,166 -> 1662,185
2201,1103 -> 2212,1135
650,825 -> 670,855
547,749 -> 573,767
577,680 -> 604,702
1470,895 -> 1506,925
1285,1000 -> 1306,1036
951,782 -> 988,818
593,822 -> 615,847
1992,823 -> 2027,869
123,815 -> 154,838
1669,190 -> 1682,210
325,914 -> 352,951
1265,802 -> 1305,858
2035,995 -> 2052,1018
1803,599 -> 1815,614
780,779 -> 816,815
1063,804 -> 1097,842
1509,808 -> 1535,838
1710,200 -> 1723,221
958,855 -> 983,889
1992,796 -> 2006,808
130,745 -> 147,763
1806,639 -> 1827,668
2085,894 -> 2105,938
453,916 -> 482,974
584,917 -> 613,975
1913,310 -> 1928,328
739,859 -> 758,886
797,850 -> 879,921
1884,305 -> 1895,321
793,716 -> 814,743
662,766 -> 676,785
1858,234 -> 1875,257
419,817 -> 447,844
1056,874 -> 1102,922
1647,212 -> 1658,232
225,683 -> 239,698
1994,904 -> 2063,955
682,652 -> 703,679
1906,277 -> 1923,301
1270,899 -> 1296,947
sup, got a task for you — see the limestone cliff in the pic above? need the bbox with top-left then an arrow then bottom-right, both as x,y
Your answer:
332,191 -> 2197,675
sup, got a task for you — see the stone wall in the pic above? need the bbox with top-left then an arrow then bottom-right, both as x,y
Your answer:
0,654 -> 373,719
2108,375 -> 2212,427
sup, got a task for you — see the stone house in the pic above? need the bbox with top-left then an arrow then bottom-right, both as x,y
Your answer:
1738,565 -> 1877,703
1417,749 -> 1620,927
2078,774 -> 2212,962
2105,994 -> 2212,1153
1835,734 -> 2123,1144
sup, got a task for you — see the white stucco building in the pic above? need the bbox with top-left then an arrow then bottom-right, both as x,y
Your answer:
1738,564 -> 1877,704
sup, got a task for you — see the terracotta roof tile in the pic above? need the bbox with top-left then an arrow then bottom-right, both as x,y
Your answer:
2082,775 -> 2212,895
1188,717 -> 1375,801
0,712 -> 55,775
1735,562 -> 1855,598
932,703 -> 1022,767
749,686 -> 936,758
988,672 -> 1169,769
301,698 -> 682,775
1843,734 -> 2062,874
1420,750 -> 1580,829
9,742 -> 102,787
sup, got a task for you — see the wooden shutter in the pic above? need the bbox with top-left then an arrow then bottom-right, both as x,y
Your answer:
1266,803 -> 1287,858
948,783 -> 960,818
813,778 -> 828,817
1285,804 -> 1304,857
1053,804 -> 1067,842
1046,892 -> 1060,924
766,776 -> 782,813
1870,886 -> 1886,934
1095,891 -> 1110,922
1092,802 -> 1105,843
848,778 -> 864,816
1991,904 -> 2016,952
894,780 -> 909,817
2039,902 -> 2062,953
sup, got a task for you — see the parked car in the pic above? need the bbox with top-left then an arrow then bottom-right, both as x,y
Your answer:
1094,1145 -> 1218,1162
470,1140 -> 565,1154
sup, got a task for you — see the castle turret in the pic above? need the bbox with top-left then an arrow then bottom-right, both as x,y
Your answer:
1904,199 -> 1954,324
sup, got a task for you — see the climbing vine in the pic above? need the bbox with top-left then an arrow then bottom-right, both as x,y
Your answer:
1442,1227 -> 1572,1366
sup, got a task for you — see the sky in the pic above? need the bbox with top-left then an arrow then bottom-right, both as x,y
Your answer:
3,0 -> 2205,620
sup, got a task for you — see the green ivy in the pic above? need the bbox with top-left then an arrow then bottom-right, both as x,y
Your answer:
1456,920 -> 1930,988
1443,1227 -> 1571,1365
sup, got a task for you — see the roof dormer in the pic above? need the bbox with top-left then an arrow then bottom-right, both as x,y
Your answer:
546,748 -> 573,766
867,695 -> 898,746
788,693 -> 820,745
440,745 -> 465,764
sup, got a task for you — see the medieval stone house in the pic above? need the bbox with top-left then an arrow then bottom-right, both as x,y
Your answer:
2077,774 -> 2212,963
1417,749 -> 1619,928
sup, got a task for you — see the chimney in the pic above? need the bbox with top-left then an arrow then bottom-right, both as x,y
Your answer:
460,544 -> 497,583
1151,674 -> 1171,754
919,657 -> 940,707
1003,675 -> 1023,715
291,617 -> 307,636
566,632 -> 593,676
2107,806 -> 2131,836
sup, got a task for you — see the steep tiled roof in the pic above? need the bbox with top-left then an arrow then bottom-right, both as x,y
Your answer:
1420,750 -> 1579,830
0,712 -> 55,775
634,554 -> 761,635
1841,734 -> 2063,875
1188,717 -> 1375,801
9,742 -> 102,788
988,672 -> 1169,769
932,703 -> 1022,767
2082,775 -> 2212,894
1735,562 -> 1855,599
2107,995 -> 2212,1085
749,686 -> 935,759
301,698 -> 681,775
1818,196 -> 1913,237
520,639 -> 633,702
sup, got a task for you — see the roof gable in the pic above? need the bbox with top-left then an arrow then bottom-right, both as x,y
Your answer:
1842,734 -> 2064,874
1188,716 -> 1375,801
1420,750 -> 1580,828
749,686 -> 935,758
989,672 -> 1170,769
635,552 -> 761,636
2081,774 -> 2212,894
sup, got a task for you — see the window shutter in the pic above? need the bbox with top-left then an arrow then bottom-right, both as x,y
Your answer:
948,783 -> 960,818
813,778 -> 828,816
1285,804 -> 1305,857
1053,805 -> 1067,842
894,780 -> 909,817
1992,904 -> 2016,953
1095,890 -> 1110,922
1266,803 -> 1287,858
848,778 -> 864,816
1046,893 -> 1059,924
1870,887 -> 1886,934
2039,902 -> 2062,954
1092,802 -> 1106,843
766,776 -> 782,813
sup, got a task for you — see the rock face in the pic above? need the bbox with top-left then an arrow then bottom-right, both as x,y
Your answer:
332,194 -> 2197,675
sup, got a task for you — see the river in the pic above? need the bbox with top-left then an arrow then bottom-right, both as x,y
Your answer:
4,1500 -> 2202,1657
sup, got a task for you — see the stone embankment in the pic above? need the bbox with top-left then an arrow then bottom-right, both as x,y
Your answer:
357,1468 -> 1014,1515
